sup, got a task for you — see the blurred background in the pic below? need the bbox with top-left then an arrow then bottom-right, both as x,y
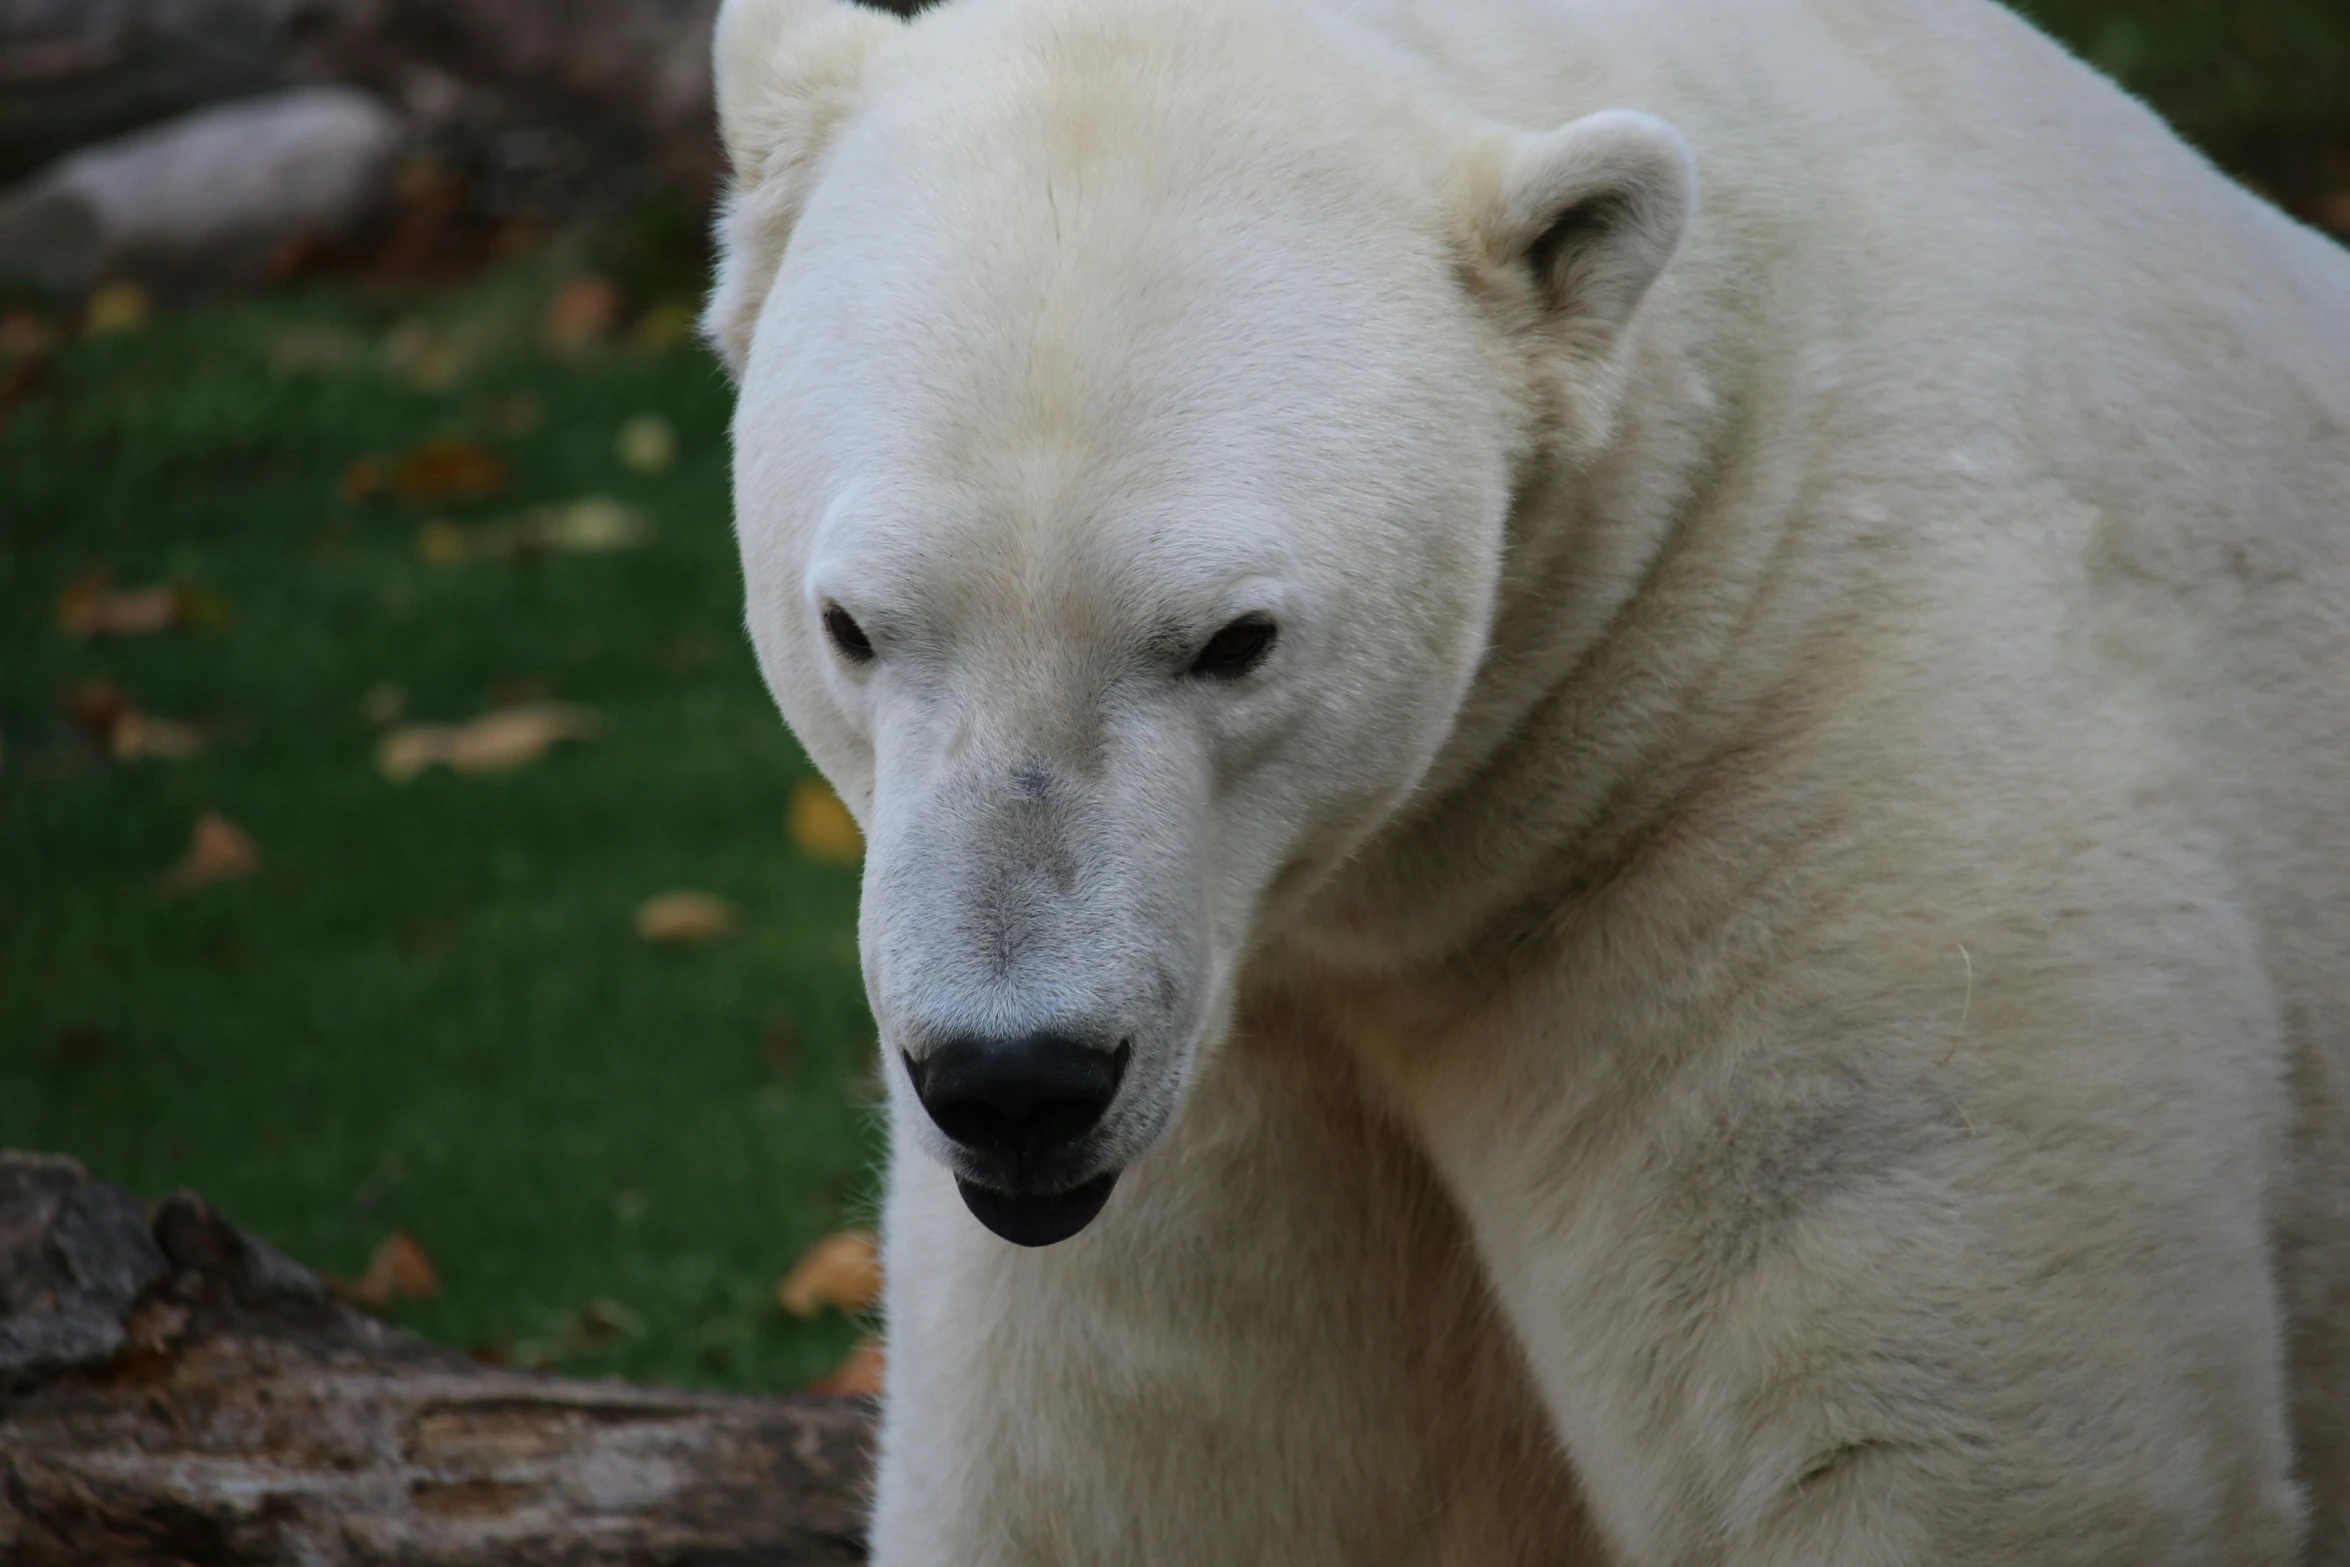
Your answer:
1,0 -> 2344,1394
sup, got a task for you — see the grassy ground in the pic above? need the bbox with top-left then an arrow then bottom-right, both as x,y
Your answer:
0,262 -> 874,1390
0,0 -> 2340,1398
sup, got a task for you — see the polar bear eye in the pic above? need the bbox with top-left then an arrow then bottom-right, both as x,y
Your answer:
822,604 -> 875,664
1189,615 -> 1278,680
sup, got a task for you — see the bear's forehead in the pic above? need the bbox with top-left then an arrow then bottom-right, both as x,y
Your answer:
733,0 -> 1514,622
768,36 -> 1479,506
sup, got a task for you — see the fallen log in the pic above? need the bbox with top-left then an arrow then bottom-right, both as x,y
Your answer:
0,1151 -> 875,1566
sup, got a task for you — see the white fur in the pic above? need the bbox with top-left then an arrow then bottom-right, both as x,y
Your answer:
708,0 -> 2350,1559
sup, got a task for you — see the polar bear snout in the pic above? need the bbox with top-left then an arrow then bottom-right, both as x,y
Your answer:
903,1033 -> 1134,1246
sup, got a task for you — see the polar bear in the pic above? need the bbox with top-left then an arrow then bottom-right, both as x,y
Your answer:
705,0 -> 2350,1559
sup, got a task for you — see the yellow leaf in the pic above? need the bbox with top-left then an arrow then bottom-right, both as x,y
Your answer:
533,497 -> 645,553
628,300 -> 698,353
85,282 -> 152,336
416,519 -> 471,565
633,890 -> 738,944
789,779 -> 863,863
615,414 -> 677,475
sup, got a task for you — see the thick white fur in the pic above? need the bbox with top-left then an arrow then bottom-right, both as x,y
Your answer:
709,0 -> 2350,1560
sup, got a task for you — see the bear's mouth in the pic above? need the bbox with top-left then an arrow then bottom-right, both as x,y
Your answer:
954,1171 -> 1120,1246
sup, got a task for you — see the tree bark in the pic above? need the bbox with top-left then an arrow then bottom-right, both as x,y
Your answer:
0,1152 -> 875,1566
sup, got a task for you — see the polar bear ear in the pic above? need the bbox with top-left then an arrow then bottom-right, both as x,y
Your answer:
703,0 -> 902,378
1479,109 -> 1695,364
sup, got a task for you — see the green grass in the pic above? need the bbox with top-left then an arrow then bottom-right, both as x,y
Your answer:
0,0 -> 2339,1398
0,263 -> 875,1390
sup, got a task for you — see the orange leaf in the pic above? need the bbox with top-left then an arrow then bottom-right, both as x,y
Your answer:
62,677 -> 129,746
161,811 -> 259,893
0,310 -> 58,362
390,437 -> 509,504
543,275 -> 622,356
778,1230 -> 882,1319
807,1337 -> 886,1398
56,575 -> 186,637
788,779 -> 863,863
343,454 -> 390,502
335,1231 -> 441,1308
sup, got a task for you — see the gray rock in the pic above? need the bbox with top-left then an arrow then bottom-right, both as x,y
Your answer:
0,1151 -> 168,1387
0,0 -> 305,184
0,83 -> 404,292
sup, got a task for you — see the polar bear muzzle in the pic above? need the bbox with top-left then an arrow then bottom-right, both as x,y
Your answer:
904,1035 -> 1132,1245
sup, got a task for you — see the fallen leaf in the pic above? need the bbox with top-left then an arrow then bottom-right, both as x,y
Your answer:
762,1016 -> 799,1074
523,497 -> 645,555
629,300 -> 699,353
111,710 -> 205,761
269,325 -> 364,375
544,274 -> 622,356
807,1337 -> 886,1398
390,436 -> 509,503
84,282 -> 152,336
0,310 -> 57,362
383,319 -> 473,391
162,811 -> 259,893
480,393 -> 541,435
342,454 -> 390,502
778,1230 -> 883,1319
634,889 -> 738,944
0,350 -> 47,427
66,678 -> 203,760
573,1297 -> 647,1346
361,681 -> 408,725
62,677 -> 129,746
174,584 -> 234,632
789,779 -> 864,863
334,1231 -> 441,1308
415,518 -> 472,565
376,702 -> 605,782
54,1025 -> 109,1065
56,575 -> 186,636
414,499 -> 647,565
615,413 -> 677,475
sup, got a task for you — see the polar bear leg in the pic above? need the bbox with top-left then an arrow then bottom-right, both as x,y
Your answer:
868,1016 -> 1598,1567
1376,1001 -> 2307,1566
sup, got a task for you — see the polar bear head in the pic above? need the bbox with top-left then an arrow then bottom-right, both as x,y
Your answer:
710,0 -> 1691,1244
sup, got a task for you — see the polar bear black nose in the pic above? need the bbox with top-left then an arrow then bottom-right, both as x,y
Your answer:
904,1035 -> 1129,1164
